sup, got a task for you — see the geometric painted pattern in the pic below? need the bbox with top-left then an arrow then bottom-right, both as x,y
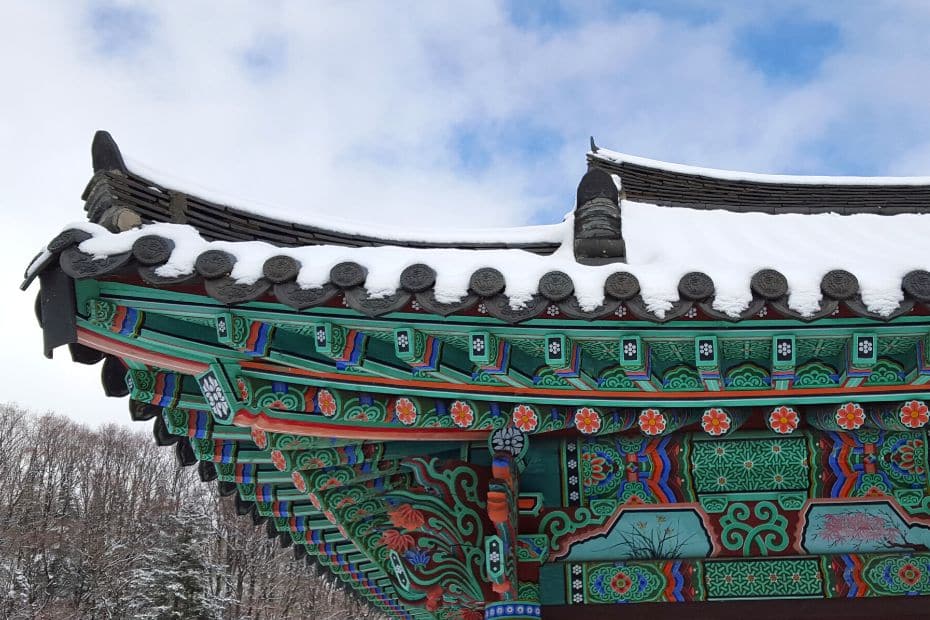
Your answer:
704,558 -> 822,599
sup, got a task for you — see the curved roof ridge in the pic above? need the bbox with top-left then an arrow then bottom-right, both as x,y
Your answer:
87,130 -> 565,253
122,155 -> 568,245
590,146 -> 930,186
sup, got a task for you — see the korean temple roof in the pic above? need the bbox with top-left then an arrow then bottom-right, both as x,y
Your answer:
25,131 -> 930,619
25,131 -> 930,324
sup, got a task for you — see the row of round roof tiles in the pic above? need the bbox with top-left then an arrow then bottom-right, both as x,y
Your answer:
43,228 -> 930,323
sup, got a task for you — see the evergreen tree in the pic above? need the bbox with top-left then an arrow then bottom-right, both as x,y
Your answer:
129,502 -> 224,620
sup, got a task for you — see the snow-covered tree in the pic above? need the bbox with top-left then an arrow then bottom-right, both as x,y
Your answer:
0,405 -> 387,620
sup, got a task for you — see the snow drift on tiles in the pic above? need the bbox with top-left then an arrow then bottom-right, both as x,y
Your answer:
52,200 -> 930,318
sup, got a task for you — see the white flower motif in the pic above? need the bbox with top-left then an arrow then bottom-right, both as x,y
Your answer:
201,375 -> 221,401
699,342 -> 714,357
568,475 -> 578,485
685,307 -> 698,318
777,342 -> 792,356
410,299 -> 421,311
490,426 -> 526,456
615,305 -> 628,317
831,307 -> 840,316
858,339 -> 873,355
623,342 -> 637,357
472,338 -> 485,353
548,341 -> 562,356
566,443 -> 576,452
315,328 -> 326,345
569,491 -> 579,501
757,307 -> 768,318
572,580 -> 582,589
568,459 -> 577,468
546,304 -> 559,316
489,550 -> 500,563
200,375 -> 230,419
573,593 -> 583,603
397,333 -> 409,349
477,303 -> 488,314
572,565 -> 582,575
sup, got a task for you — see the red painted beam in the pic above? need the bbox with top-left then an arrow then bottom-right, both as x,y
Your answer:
235,410 -> 490,441
78,327 -> 208,375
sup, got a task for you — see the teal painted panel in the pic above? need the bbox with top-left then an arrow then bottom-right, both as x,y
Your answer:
538,563 -> 566,605
563,507 -> 712,562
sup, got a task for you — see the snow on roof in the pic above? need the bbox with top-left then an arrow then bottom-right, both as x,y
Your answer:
50,199 -> 930,319
122,156 -> 566,246
591,147 -> 930,186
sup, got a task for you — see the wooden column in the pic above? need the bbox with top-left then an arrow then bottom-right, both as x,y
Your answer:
485,428 -> 540,619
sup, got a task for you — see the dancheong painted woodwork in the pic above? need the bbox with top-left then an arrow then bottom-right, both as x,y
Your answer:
23,131 -> 930,619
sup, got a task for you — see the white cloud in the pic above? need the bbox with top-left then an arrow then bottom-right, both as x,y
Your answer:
3,1 -> 930,426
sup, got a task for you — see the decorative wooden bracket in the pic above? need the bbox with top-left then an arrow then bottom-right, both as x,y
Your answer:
87,298 -> 145,338
313,321 -> 366,370
541,333 -> 597,389
771,334 -> 796,389
915,331 -> 930,385
126,368 -> 182,409
695,335 -> 721,391
394,327 -> 469,383
468,331 -> 534,387
617,335 -> 659,391
841,332 -> 877,387
216,312 -> 275,357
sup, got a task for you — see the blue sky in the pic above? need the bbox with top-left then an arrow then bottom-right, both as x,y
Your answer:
4,1 -> 930,425
60,1 -> 930,218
